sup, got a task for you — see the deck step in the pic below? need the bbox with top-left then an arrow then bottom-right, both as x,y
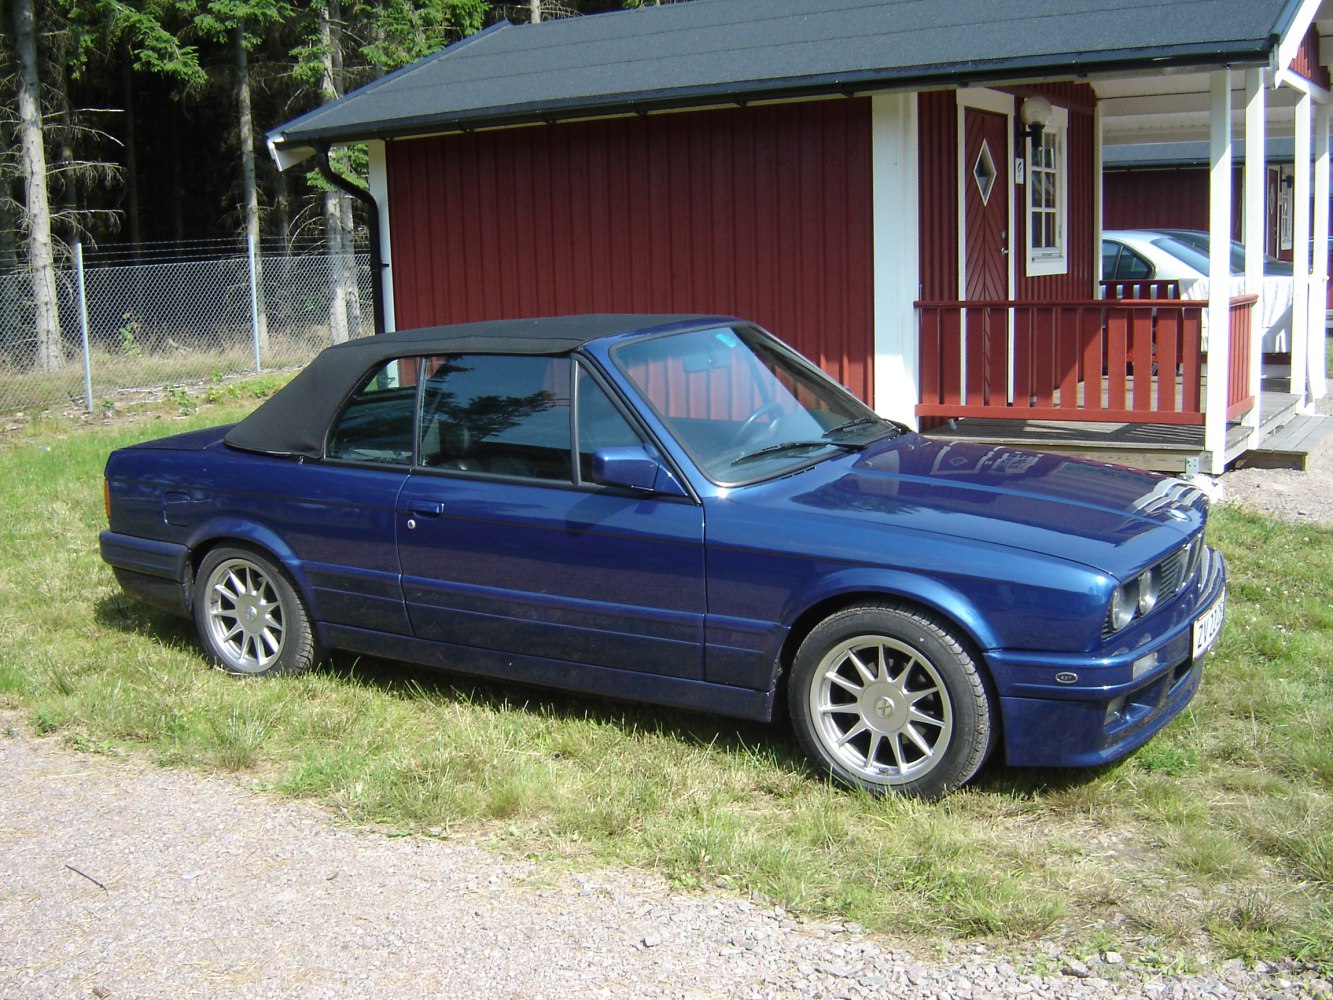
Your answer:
1236,414 -> 1333,471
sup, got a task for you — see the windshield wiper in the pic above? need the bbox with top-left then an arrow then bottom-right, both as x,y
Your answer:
824,415 -> 907,441
731,439 -> 864,467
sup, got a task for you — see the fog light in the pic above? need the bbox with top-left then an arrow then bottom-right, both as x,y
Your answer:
1105,696 -> 1127,726
1132,651 -> 1159,680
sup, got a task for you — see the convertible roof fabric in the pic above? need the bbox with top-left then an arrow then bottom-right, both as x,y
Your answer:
223,314 -> 724,458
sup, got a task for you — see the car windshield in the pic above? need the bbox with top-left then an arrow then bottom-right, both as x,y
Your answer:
612,325 -> 900,486
1150,236 -> 1216,274
1151,232 -> 1292,276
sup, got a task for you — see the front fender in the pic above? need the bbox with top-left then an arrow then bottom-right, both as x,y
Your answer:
779,566 -> 1002,654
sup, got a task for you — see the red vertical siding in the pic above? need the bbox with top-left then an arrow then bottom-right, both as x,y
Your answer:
1010,82 -> 1097,300
917,91 -> 959,301
917,85 -> 1096,303
1290,26 -> 1331,89
1104,166 -> 1244,241
386,100 -> 874,401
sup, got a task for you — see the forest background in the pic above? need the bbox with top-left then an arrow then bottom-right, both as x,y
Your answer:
1,0 -> 685,373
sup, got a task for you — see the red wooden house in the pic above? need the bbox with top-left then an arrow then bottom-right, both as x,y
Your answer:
269,0 -> 1333,474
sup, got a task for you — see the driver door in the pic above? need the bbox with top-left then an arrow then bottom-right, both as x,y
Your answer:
396,355 -> 707,679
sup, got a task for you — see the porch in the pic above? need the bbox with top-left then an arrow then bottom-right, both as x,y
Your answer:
915,295 -> 1332,473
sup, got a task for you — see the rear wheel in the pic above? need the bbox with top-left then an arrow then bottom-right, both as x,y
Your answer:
788,603 -> 994,798
193,547 -> 318,676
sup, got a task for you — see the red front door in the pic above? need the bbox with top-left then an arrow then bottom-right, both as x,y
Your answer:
962,108 -> 1010,301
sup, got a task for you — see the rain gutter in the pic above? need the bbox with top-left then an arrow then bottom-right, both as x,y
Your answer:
315,143 -> 386,337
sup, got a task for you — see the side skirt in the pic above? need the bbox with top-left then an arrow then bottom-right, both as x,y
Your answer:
319,624 -> 778,723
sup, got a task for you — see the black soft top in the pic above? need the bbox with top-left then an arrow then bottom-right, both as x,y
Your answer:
224,314 -> 724,458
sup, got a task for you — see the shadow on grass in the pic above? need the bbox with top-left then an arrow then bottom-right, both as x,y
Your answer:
93,592 -> 196,650
92,592 -> 1109,800
92,593 -> 799,767
969,752 -> 1119,799
323,648 -> 804,770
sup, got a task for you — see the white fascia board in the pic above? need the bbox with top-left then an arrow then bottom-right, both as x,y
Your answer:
268,139 -> 316,172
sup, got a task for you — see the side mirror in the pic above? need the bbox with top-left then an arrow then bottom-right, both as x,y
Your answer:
591,446 -> 688,497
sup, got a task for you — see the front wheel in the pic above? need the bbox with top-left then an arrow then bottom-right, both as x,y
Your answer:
788,603 -> 995,798
193,547 -> 318,676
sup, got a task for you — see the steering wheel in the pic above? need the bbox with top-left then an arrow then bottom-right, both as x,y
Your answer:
729,401 -> 787,447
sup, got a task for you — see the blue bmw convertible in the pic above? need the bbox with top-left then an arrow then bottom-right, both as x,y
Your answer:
101,315 -> 1225,797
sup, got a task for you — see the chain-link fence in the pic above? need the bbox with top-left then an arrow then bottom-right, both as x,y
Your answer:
0,237 -> 373,415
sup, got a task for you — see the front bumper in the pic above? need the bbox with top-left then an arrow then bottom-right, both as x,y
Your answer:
992,546 -> 1226,769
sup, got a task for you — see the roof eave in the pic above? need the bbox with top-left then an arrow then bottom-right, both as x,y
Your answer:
268,41 -> 1280,163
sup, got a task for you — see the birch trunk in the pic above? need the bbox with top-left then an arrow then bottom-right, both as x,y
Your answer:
235,24 -> 269,353
320,1 -> 354,343
11,0 -> 63,373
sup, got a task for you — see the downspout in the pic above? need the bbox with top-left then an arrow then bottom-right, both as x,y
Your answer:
315,143 -> 386,335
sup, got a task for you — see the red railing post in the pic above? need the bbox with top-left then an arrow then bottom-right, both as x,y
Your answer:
1226,294 -> 1257,419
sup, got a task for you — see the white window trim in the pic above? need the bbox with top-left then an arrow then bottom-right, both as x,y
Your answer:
1025,105 -> 1068,278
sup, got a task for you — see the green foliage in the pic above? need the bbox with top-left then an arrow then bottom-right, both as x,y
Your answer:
357,0 -> 490,70
64,0 -> 207,85
194,0 -> 294,47
303,144 -> 370,193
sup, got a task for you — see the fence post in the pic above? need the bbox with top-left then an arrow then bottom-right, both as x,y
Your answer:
75,242 -> 93,412
248,234 -> 262,373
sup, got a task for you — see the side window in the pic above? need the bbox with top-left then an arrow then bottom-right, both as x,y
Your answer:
326,358 -> 419,465
1025,105 -> 1069,278
419,354 -> 572,482
576,366 -> 646,482
1117,247 -> 1154,280
1101,241 -> 1122,280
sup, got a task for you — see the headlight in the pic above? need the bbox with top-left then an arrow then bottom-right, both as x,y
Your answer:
1110,581 -> 1138,631
1136,569 -> 1159,616
1104,540 -> 1200,637
1108,569 -> 1163,634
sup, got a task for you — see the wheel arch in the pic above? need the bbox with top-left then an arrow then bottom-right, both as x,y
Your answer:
774,572 -> 1001,704
777,579 -> 1007,792
183,518 -> 312,614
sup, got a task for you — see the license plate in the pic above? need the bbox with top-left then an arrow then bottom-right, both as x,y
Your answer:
1192,593 -> 1225,659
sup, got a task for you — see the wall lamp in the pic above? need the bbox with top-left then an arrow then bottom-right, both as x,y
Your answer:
1019,96 -> 1054,148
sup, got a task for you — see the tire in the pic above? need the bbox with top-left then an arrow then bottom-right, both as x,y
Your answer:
193,547 -> 318,677
788,602 -> 995,798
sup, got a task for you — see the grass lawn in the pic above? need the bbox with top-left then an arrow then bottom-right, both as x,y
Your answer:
1,384 -> 1329,975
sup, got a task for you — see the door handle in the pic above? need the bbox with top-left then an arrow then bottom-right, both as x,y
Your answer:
408,501 -> 445,517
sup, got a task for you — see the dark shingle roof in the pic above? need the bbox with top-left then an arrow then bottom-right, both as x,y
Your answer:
269,0 -> 1300,160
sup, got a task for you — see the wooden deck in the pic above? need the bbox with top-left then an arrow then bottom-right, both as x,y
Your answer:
1235,413 -> 1333,471
927,387 -> 1304,473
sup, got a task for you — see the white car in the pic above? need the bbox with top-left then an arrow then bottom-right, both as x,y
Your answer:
1103,229 -> 1292,282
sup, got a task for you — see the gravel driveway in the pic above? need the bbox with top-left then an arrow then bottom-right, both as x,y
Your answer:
3,712 -> 1329,999
4,394 -> 1333,999
1216,387 -> 1333,524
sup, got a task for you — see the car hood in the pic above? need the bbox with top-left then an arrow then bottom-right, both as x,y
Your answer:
750,434 -> 1205,573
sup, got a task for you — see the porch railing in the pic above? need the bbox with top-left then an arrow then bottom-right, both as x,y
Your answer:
1226,294 -> 1258,419
916,296 -> 1256,425
1099,278 -> 1183,300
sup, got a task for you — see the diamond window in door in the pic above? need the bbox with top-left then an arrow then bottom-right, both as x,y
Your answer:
972,141 -> 997,206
